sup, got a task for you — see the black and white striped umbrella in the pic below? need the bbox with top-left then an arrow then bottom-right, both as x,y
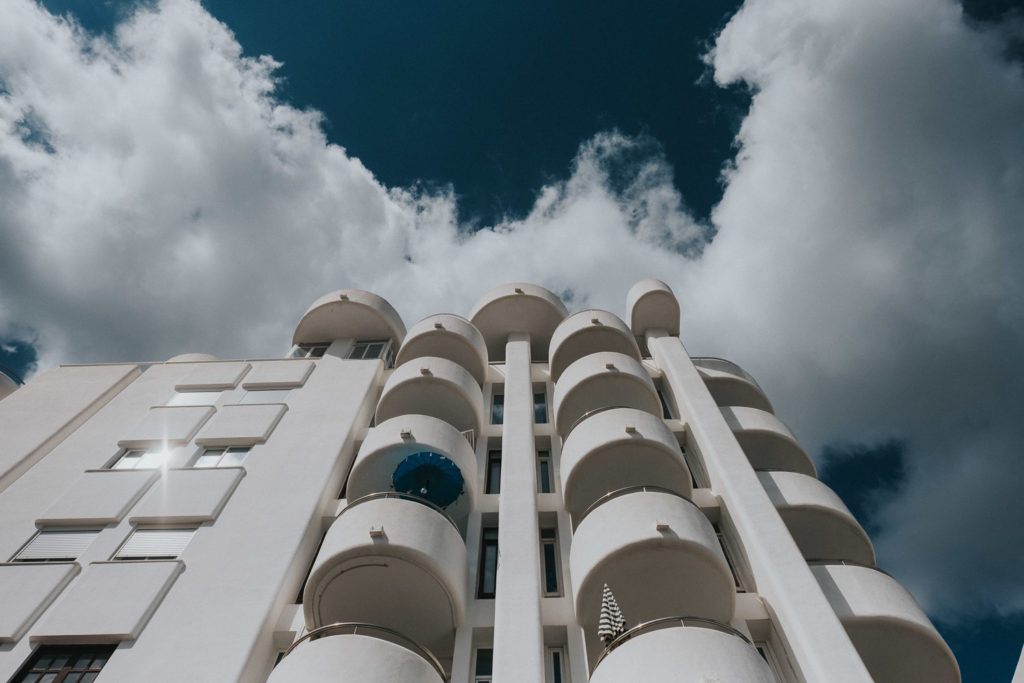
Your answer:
598,583 -> 627,645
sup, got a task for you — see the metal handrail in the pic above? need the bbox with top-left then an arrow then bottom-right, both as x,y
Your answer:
282,622 -> 447,681
562,405 -> 631,439
575,485 -> 689,527
339,492 -> 460,535
691,357 -> 765,394
594,615 -> 752,670
0,364 -> 24,386
806,558 -> 893,578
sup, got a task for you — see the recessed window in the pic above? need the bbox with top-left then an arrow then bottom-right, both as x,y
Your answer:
11,644 -> 116,683
540,527 -> 561,596
107,448 -> 173,470
545,646 -> 567,683
533,392 -> 548,424
655,381 -> 673,419
11,529 -> 99,563
485,450 -> 502,494
192,446 -> 250,468
239,388 -> 291,404
491,393 -> 504,425
114,527 -> 196,561
291,342 -> 330,359
474,647 -> 493,683
478,527 -> 499,598
166,390 -> 221,407
348,339 -> 394,367
537,450 -> 553,493
713,523 -> 745,591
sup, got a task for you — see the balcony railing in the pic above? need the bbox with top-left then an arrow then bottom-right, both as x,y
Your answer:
575,485 -> 688,527
593,615 -> 752,670
281,622 -> 447,681
806,558 -> 893,578
563,405 -> 631,440
339,492 -> 460,535
691,357 -> 764,393
0,364 -> 24,386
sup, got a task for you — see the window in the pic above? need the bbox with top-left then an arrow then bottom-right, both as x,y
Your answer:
291,342 -> 329,359
11,529 -> 99,563
239,388 -> 291,404
540,527 -> 561,596
478,527 -> 498,598
534,392 -> 548,424
166,390 -> 220,406
348,339 -> 394,367
114,527 -> 196,560
107,448 -> 173,470
537,450 -> 553,493
491,393 -> 504,425
545,646 -> 567,683
192,446 -> 250,468
12,644 -> 116,683
713,523 -> 745,591
485,450 -> 502,494
474,647 -> 493,683
655,381 -> 673,419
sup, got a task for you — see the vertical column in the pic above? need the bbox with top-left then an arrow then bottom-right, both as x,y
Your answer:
492,332 -> 545,683
648,330 -> 872,683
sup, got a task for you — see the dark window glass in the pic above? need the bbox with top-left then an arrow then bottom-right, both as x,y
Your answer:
12,645 -> 116,683
713,523 -> 744,591
486,451 -> 502,494
491,394 -> 504,425
533,392 -> 547,424
537,451 -> 552,493
657,388 -> 673,419
540,527 -> 559,595
552,650 -> 563,683
475,648 -> 493,676
478,528 -> 499,598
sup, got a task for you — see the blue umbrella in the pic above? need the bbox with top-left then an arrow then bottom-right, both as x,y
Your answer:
392,451 -> 465,508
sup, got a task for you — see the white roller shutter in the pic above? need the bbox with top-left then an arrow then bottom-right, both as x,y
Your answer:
116,528 -> 195,559
14,529 -> 98,561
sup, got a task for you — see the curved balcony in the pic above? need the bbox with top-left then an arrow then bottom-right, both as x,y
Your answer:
721,406 -> 816,477
559,408 -> 691,525
548,310 -> 641,382
166,352 -> 220,363
553,352 -> 660,436
303,494 -> 467,657
590,617 -> 776,683
570,488 -> 734,668
692,357 -> 773,413
375,357 -> 484,436
349,415 -> 478,533
626,278 -> 679,337
394,314 -> 488,387
269,624 -> 445,683
293,289 -> 406,347
468,282 -> 568,362
0,365 -> 23,401
758,471 -> 875,566
811,562 -> 960,683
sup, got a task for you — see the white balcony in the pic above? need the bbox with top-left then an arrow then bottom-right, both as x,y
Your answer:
569,488 -> 734,669
375,356 -> 484,436
468,282 -> 568,362
812,563 -> 960,683
721,406 -> 816,476
293,289 -> 405,347
348,415 -> 477,532
269,624 -> 445,683
303,494 -> 467,658
589,617 -> 776,683
553,352 -> 661,436
692,357 -> 773,413
758,471 -> 875,566
395,314 -> 488,387
626,278 -> 679,337
548,310 -> 641,382
559,407 -> 691,524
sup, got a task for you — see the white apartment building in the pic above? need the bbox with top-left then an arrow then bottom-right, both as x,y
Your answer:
0,279 -> 959,682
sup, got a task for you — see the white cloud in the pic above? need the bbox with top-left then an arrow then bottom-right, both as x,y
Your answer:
1,0 -> 1022,621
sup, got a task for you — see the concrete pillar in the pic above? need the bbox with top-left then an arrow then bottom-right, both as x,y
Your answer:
492,332 -> 545,683
648,330 -> 872,683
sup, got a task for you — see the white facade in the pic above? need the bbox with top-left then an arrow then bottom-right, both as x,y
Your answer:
0,281 -> 960,683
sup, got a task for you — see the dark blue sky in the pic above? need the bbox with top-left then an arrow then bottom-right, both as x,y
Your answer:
7,1 -> 1022,679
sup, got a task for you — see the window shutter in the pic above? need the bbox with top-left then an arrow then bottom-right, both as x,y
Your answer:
116,528 -> 195,559
15,530 -> 98,561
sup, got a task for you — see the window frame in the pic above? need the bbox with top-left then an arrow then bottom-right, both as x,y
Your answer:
485,450 -> 502,494
11,644 -> 116,683
348,339 -> 395,367
540,527 -> 562,597
533,391 -> 548,424
291,342 -> 330,359
190,446 -> 250,468
490,392 -> 504,425
477,527 -> 499,599
106,447 -> 173,470
545,646 -> 567,683
537,449 -> 553,493
473,646 -> 494,683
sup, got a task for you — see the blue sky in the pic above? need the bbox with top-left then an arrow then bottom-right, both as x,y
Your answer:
1,0 -> 1023,679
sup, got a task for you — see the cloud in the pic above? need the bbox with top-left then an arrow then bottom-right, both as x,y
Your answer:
1,0 -> 1022,622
